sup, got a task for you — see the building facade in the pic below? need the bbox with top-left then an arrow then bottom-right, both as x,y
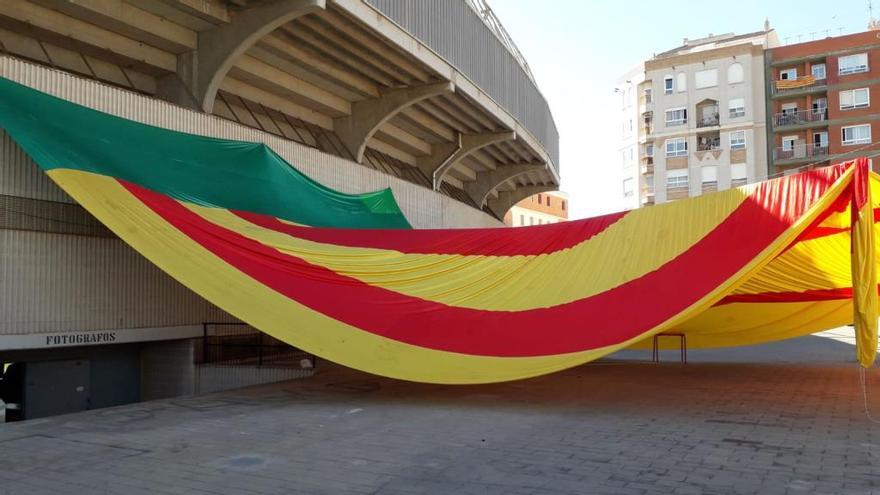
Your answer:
617,64 -> 646,210
0,0 -> 560,420
503,191 -> 569,226
618,27 -> 778,206
766,29 -> 880,175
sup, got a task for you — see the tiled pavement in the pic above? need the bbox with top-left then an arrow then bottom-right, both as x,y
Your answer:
1,332 -> 879,494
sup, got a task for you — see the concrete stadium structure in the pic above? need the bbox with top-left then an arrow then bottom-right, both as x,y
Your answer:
0,0 -> 559,419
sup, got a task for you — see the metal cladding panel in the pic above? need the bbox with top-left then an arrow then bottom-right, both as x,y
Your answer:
0,229 -> 236,336
0,56 -> 500,229
0,130 -> 73,204
366,0 -> 560,170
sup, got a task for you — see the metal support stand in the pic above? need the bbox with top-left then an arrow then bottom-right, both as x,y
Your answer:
652,333 -> 687,363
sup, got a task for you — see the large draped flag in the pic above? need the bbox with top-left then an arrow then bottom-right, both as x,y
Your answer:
0,77 -> 876,384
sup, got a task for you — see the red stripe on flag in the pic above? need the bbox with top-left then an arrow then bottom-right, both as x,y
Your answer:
232,209 -> 628,256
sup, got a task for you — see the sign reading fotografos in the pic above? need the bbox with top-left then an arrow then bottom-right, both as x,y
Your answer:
0,326 -> 205,351
45,332 -> 117,346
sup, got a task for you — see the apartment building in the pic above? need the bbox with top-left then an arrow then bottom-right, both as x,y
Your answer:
617,64 -> 647,210
766,29 -> 880,175
618,25 -> 779,206
504,191 -> 569,226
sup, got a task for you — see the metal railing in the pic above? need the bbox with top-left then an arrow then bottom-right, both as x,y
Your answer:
774,144 -> 829,161
696,113 -> 720,128
696,139 -> 721,151
197,322 -> 316,368
774,109 -> 828,127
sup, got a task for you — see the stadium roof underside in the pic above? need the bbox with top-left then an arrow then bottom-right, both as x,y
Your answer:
0,0 -> 560,218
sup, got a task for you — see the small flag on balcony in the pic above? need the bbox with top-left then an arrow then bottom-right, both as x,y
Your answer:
775,75 -> 816,90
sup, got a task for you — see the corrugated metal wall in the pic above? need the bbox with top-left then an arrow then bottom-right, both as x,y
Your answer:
367,0 -> 560,170
0,57 -> 501,338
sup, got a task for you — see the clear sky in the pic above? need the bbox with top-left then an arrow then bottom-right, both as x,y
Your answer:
488,0 -> 873,219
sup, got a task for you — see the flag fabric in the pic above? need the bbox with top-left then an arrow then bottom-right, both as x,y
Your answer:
0,77 -> 875,384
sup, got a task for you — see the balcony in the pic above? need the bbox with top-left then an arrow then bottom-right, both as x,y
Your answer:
696,115 -> 720,128
696,138 -> 721,151
774,144 -> 829,161
773,76 -> 826,95
641,162 -> 654,175
773,109 -> 828,128
695,99 -> 719,129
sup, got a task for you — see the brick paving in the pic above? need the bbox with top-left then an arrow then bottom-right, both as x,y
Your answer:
1,332 -> 879,494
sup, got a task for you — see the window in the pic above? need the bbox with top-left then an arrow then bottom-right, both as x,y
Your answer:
665,108 -> 687,126
840,88 -> 870,110
842,124 -> 871,145
645,175 -> 654,189
782,136 -> 797,151
664,75 -> 674,94
731,163 -> 747,181
666,169 -> 688,189
537,194 -> 542,203
811,63 -> 826,80
701,166 -> 718,184
727,63 -> 744,84
676,73 -> 687,92
623,178 -> 634,197
779,68 -> 797,80
728,98 -> 745,118
729,130 -> 746,149
644,87 -> 652,103
813,131 -> 828,148
695,69 -> 718,89
519,214 -> 524,226
561,200 -> 566,210
665,137 -> 687,157
646,143 -> 654,157
839,53 -> 868,75
547,196 -> 551,206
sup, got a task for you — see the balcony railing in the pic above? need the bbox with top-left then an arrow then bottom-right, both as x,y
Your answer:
696,113 -> 720,128
696,139 -> 721,151
666,119 -> 687,127
774,144 -> 829,161
774,76 -> 826,93
774,109 -> 828,127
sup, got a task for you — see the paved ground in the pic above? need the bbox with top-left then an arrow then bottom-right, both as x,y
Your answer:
1,331 -> 879,494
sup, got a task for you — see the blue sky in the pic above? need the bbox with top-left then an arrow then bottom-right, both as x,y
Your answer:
488,0 -> 873,218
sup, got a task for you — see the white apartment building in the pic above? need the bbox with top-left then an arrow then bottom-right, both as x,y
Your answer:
618,26 -> 779,206
617,64 -> 646,210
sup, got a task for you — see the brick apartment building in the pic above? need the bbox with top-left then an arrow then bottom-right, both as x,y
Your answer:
766,30 -> 880,175
503,191 -> 569,226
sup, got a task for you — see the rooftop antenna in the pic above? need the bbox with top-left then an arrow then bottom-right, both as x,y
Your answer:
870,0 -> 880,29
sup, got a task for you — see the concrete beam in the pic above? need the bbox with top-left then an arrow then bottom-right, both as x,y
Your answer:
487,184 -> 556,219
464,162 -> 546,208
417,131 -> 516,191
160,0 -> 325,112
334,81 -> 454,163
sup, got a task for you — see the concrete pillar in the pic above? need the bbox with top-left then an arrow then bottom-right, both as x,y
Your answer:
487,184 -> 555,219
464,162 -> 545,207
418,131 -> 516,190
158,0 -> 326,112
334,81 -> 454,163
